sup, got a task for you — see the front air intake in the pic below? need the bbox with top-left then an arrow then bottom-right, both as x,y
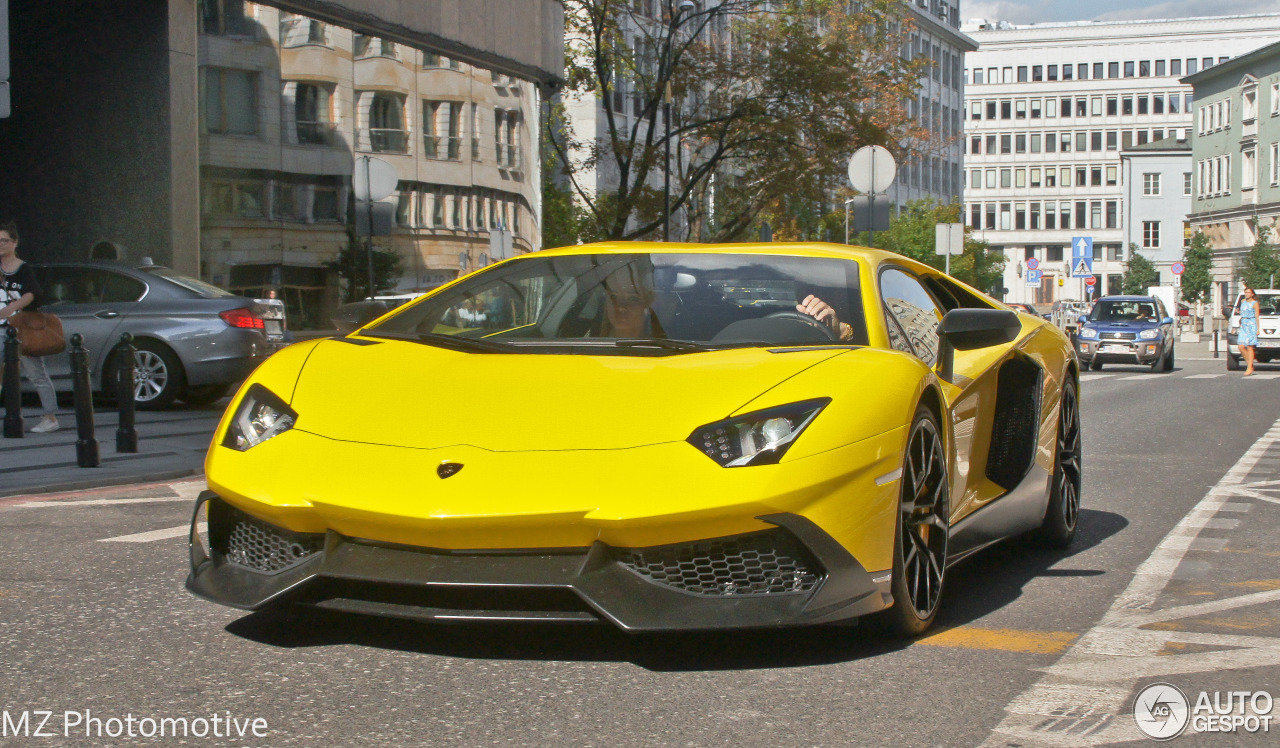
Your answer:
615,529 -> 821,597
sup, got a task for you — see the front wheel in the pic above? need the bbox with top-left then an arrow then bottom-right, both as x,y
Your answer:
1088,359 -> 1103,371
1037,378 -> 1082,548
884,406 -> 950,637
1227,354 -> 1241,371
1162,345 -> 1175,372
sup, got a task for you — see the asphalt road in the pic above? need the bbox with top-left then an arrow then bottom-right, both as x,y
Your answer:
1,357 -> 1279,747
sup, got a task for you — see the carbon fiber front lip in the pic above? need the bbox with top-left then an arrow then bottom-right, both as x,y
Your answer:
185,491 -> 893,632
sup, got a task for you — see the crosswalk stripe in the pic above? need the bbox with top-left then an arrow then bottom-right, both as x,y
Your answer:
1080,374 -> 1115,380
99,523 -> 202,543
1245,373 -> 1280,379
1185,374 -> 1224,379
14,496 -> 193,509
1117,375 -> 1151,380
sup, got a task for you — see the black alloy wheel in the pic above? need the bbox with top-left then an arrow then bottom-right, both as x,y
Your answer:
885,406 -> 950,636
1038,379 -> 1081,547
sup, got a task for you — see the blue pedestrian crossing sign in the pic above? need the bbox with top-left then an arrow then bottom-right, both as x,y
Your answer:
1071,237 -> 1094,278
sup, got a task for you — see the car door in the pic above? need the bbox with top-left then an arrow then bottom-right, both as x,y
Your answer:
34,265 -> 142,388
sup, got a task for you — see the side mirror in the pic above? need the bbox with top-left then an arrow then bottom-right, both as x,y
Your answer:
935,308 -> 1022,382
1162,316 -> 1174,325
1078,314 -> 1089,325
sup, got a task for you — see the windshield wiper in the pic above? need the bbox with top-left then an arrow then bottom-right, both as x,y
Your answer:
357,330 -> 513,353
613,338 -> 711,352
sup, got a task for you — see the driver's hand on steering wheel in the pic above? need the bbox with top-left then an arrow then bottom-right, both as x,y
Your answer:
798,295 -> 855,341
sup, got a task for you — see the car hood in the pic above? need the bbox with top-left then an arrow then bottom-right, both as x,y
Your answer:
1084,320 -> 1162,332
288,338 -> 850,451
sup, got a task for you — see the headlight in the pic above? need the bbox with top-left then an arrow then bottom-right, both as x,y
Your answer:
688,398 -> 829,467
222,384 -> 297,451
1077,327 -> 1099,339
1139,328 -> 1160,340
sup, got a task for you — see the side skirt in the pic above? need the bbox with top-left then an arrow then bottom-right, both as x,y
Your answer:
946,463 -> 1052,564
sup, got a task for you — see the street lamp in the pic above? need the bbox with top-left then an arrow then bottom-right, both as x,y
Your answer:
663,0 -> 697,242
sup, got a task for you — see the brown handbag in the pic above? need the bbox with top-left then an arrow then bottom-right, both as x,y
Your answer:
8,310 -> 67,357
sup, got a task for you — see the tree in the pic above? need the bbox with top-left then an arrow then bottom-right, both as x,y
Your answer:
325,229 -> 404,302
550,0 -> 928,242
868,200 -> 1006,294
1121,244 -> 1158,294
1180,231 -> 1213,305
1240,224 -> 1279,290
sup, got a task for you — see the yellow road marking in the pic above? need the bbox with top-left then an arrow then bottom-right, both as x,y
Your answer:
916,626 -> 1078,655
1227,579 -> 1280,590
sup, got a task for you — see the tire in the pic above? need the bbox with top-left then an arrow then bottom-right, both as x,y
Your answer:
883,405 -> 950,637
108,340 -> 185,410
1037,379 -> 1081,548
1162,345 -> 1175,372
1089,358 -> 1103,371
1227,354 -> 1241,371
182,383 -> 230,407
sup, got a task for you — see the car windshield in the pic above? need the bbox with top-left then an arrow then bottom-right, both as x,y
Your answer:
363,252 -> 867,353
1089,299 -> 1159,322
143,267 -> 236,298
1237,293 -> 1280,315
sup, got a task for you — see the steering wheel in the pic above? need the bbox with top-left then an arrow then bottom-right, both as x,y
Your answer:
764,311 -> 840,341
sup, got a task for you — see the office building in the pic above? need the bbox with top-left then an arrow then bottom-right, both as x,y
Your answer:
962,14 -> 1280,303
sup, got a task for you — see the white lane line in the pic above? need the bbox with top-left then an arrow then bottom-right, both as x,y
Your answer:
1117,375 -> 1152,380
979,419 -> 1280,747
100,523 -> 202,543
1184,374 -> 1224,379
13,496 -> 193,509
1080,374 -> 1116,380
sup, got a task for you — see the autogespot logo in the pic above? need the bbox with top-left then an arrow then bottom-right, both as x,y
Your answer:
1134,683 -> 1190,741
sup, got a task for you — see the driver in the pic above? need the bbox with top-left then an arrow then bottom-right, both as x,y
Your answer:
797,294 -> 856,341
601,263 -> 663,338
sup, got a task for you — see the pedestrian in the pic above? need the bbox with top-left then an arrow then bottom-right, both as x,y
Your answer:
1239,286 -> 1261,376
0,221 -> 60,432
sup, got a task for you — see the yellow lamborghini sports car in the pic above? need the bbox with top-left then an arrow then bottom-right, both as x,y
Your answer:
186,242 -> 1080,636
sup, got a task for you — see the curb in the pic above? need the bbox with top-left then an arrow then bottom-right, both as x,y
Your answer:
0,468 -> 204,500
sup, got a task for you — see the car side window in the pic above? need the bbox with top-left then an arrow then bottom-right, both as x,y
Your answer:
35,267 -> 145,304
879,267 -> 944,366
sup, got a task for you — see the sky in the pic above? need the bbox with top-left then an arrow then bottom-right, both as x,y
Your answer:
963,0 -> 1280,25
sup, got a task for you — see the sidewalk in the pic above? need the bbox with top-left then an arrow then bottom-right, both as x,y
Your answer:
0,400 -> 224,498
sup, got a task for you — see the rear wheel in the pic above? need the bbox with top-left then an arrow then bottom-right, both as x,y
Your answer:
1037,379 -> 1081,548
884,406 -> 949,637
108,340 -> 185,410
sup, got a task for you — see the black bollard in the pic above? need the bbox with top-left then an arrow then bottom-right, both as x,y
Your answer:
3,326 -> 23,438
69,333 -> 100,467
115,333 -> 138,453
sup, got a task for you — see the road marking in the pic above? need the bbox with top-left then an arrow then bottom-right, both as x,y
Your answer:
917,626 -> 1078,655
1246,373 -> 1280,379
1185,374 -> 1224,379
13,496 -> 192,509
980,418 -> 1280,747
100,523 -> 202,543
1080,374 -> 1115,380
1117,375 -> 1152,380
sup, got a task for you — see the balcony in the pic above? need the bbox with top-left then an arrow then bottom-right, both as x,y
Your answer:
368,129 -> 407,154
295,122 -> 338,146
423,135 -> 462,161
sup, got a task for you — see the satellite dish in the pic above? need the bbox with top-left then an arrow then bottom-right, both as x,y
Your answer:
352,156 -> 399,202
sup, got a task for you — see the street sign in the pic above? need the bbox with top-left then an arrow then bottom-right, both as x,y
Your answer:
934,223 -> 964,256
1172,261 -> 1185,275
1026,257 -> 1040,271
1174,274 -> 1182,287
1086,285 -> 1095,297
847,145 -> 896,194
1071,257 -> 1094,277
1085,276 -> 1097,287
1071,236 -> 1094,278
353,156 -> 398,202
1026,268 -> 1043,287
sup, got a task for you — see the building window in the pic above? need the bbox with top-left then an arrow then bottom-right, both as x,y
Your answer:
203,68 -> 258,135
366,92 -> 407,153
354,34 -> 398,59
292,83 -> 335,145
1271,143 -> 1280,186
1243,148 -> 1256,190
1143,221 -> 1160,249
1272,83 -> 1280,115
1185,171 -> 1193,195
200,0 -> 255,36
205,180 -> 264,217
280,13 -> 328,47
1142,173 -> 1161,196
423,100 -> 462,160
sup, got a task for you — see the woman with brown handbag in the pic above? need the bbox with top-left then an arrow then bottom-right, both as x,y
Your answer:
0,221 -> 60,433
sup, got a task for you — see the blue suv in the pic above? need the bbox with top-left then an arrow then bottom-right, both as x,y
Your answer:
1076,295 -> 1175,372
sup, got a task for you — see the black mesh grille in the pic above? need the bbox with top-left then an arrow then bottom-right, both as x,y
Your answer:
224,511 -> 324,574
615,529 -> 821,596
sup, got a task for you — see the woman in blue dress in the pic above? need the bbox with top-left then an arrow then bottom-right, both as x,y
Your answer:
1239,286 -> 1260,376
